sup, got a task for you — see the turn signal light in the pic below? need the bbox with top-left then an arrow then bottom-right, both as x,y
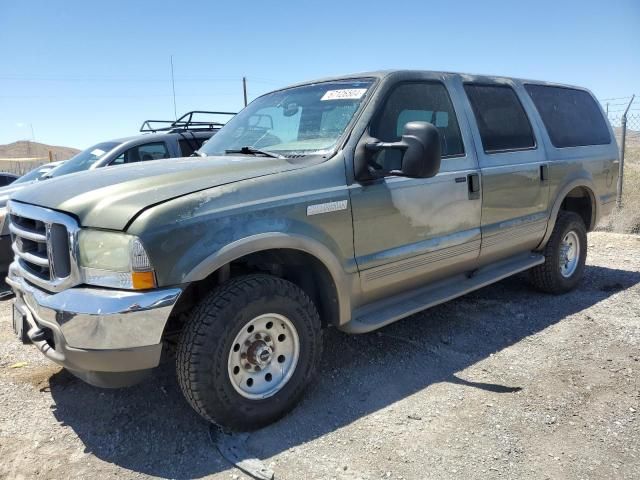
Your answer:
132,271 -> 156,290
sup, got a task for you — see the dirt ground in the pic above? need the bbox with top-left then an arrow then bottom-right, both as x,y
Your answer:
1,231 -> 639,480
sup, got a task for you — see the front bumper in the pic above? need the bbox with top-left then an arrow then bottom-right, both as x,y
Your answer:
7,262 -> 182,387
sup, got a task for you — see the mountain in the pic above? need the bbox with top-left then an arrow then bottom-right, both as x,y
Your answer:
0,141 -> 80,161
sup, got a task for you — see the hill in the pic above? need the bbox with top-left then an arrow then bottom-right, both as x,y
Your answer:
0,141 -> 80,162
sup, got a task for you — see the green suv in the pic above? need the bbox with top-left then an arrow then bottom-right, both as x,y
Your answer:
8,71 -> 618,430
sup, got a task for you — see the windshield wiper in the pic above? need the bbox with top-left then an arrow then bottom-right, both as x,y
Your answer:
225,146 -> 284,159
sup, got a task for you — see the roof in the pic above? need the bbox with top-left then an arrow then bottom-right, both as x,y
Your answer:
110,129 -> 214,146
274,69 -> 586,93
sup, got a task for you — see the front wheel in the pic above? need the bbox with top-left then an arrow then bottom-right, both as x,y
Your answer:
176,274 -> 323,430
529,211 -> 587,294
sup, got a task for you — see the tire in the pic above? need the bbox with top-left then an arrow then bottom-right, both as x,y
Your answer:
529,211 -> 587,294
176,274 -> 323,430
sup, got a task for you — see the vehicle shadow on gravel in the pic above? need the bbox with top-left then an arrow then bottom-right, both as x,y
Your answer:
48,264 -> 640,479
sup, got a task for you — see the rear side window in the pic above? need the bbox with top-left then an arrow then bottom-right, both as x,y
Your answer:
524,84 -> 611,148
464,84 -> 535,153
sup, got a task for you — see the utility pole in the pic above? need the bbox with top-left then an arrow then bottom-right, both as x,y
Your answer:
242,77 -> 248,107
170,55 -> 178,120
25,123 -> 35,159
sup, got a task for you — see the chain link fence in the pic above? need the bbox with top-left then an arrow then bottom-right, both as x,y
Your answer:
602,96 -> 639,233
0,158 -> 49,176
0,141 -> 73,176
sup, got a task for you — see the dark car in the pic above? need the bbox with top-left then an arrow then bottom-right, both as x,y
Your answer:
0,172 -> 19,186
0,110 -> 234,272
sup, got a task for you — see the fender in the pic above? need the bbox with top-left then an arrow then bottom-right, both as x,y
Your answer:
537,178 -> 598,250
183,232 -> 354,325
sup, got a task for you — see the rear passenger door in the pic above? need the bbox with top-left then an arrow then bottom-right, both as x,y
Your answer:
461,81 -> 550,263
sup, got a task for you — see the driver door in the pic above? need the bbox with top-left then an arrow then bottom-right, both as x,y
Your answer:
350,79 -> 482,303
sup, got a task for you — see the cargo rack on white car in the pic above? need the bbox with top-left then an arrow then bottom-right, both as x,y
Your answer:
139,110 -> 236,133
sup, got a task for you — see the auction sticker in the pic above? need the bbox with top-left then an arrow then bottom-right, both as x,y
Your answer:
321,89 -> 367,101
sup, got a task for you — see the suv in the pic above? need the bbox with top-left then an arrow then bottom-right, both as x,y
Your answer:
38,110 -> 235,177
0,111 -> 234,273
7,71 -> 618,430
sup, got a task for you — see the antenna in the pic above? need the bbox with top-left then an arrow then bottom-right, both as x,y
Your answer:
170,55 -> 177,120
243,77 -> 248,107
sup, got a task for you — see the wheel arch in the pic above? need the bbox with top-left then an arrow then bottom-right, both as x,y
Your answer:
538,179 -> 599,250
183,233 -> 353,326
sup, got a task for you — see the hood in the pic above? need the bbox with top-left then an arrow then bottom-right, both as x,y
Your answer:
0,181 -> 35,208
11,156 -> 306,230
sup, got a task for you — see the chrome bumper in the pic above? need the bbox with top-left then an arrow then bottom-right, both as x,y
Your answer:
7,262 -> 182,385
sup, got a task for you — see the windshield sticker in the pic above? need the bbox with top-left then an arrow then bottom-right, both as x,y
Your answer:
90,148 -> 106,156
321,89 -> 367,101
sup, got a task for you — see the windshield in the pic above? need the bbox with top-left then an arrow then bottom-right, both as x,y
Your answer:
13,164 -> 55,184
199,79 -> 374,157
47,141 -> 120,178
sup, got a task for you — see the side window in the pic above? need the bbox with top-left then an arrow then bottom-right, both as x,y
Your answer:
112,152 -> 125,165
370,82 -> 464,171
464,84 -> 535,153
112,142 -> 170,165
179,138 -> 206,157
137,142 -> 169,162
524,84 -> 611,147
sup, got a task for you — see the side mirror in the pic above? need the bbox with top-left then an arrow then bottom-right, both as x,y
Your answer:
361,121 -> 441,179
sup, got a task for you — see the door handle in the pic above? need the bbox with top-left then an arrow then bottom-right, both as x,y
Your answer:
468,173 -> 480,200
540,164 -> 549,182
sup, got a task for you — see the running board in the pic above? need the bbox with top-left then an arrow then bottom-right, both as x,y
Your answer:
341,252 -> 544,334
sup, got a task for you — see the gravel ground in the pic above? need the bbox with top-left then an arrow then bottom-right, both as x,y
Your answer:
1,231 -> 639,480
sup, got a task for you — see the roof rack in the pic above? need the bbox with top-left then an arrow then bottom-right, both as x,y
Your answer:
140,110 -> 236,133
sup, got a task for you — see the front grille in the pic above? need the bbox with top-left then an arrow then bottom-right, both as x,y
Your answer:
8,201 -> 80,292
10,214 -> 52,279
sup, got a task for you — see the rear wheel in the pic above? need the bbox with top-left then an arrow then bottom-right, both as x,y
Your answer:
176,274 -> 322,430
529,211 -> 587,294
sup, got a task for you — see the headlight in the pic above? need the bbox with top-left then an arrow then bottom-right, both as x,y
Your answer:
78,230 -> 156,289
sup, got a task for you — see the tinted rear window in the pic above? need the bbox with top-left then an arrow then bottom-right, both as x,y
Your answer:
525,84 -> 610,148
464,84 -> 535,153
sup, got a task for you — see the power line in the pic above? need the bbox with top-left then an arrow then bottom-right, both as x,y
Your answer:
0,92 -> 244,99
0,74 -> 282,85
602,102 -> 633,107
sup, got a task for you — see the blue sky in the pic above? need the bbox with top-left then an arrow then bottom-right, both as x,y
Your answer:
1,0 -> 638,149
